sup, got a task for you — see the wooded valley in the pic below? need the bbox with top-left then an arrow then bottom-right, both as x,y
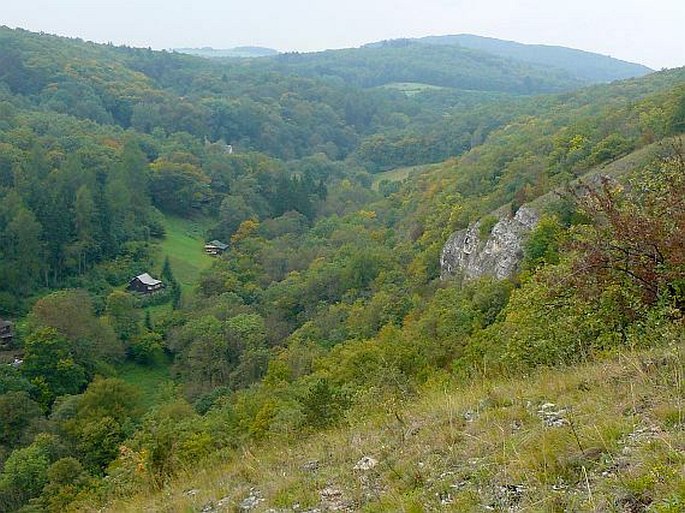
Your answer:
0,27 -> 683,512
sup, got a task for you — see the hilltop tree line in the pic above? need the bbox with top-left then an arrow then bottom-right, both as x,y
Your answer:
0,27 -> 597,171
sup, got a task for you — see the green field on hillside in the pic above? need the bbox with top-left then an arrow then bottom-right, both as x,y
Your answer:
117,359 -> 174,410
378,82 -> 450,96
155,216 -> 215,293
372,163 -> 440,190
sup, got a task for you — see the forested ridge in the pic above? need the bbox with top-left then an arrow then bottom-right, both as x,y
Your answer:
0,27 -> 683,512
413,34 -> 653,82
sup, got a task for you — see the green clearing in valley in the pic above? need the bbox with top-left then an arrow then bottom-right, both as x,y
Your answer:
155,216 -> 214,293
378,82 -> 449,96
117,358 -> 173,410
372,163 -> 440,190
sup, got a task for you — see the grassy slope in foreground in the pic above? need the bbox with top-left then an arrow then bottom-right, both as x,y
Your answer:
100,340 -> 684,512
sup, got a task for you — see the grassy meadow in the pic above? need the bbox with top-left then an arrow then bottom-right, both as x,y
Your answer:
155,216 -> 215,291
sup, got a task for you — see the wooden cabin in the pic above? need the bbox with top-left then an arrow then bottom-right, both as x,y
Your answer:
128,273 -> 164,294
204,239 -> 229,256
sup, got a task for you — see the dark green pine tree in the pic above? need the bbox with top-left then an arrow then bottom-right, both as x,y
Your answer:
161,256 -> 181,309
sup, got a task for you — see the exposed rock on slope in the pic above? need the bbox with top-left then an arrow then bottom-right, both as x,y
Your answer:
439,137 -> 684,282
440,206 -> 539,281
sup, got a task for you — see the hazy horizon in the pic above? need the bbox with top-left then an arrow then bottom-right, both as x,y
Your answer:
3,0 -> 684,69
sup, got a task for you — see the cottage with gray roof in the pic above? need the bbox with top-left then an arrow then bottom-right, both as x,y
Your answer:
204,239 -> 229,256
128,273 -> 164,294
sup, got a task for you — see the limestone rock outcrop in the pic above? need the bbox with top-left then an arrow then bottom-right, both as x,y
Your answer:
440,206 -> 539,281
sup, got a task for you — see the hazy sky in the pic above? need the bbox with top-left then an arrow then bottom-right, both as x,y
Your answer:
3,0 -> 684,69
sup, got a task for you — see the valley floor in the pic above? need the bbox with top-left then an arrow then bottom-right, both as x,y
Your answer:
99,339 -> 684,512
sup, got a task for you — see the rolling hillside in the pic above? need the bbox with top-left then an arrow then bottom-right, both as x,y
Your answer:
417,34 -> 653,82
262,41 -> 585,93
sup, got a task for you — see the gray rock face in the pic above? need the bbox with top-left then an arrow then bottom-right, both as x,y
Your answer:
440,206 -> 539,281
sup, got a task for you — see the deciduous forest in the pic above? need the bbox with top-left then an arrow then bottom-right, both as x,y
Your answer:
0,26 -> 683,512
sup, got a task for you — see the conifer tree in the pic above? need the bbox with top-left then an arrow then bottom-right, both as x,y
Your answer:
161,256 -> 181,309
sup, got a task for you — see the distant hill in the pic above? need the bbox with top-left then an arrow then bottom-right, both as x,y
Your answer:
264,41 -> 586,94
174,46 -> 278,58
176,35 -> 651,91
415,34 -> 653,82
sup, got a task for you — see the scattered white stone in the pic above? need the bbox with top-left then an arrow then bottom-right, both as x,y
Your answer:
497,484 -> 526,498
353,456 -> 378,471
536,402 -> 569,427
450,481 -> 468,490
625,425 -> 661,445
319,486 -> 350,511
301,460 -> 320,472
438,491 -> 453,505
487,483 -> 526,511
239,488 -> 265,511
183,488 -> 200,497
320,486 -> 342,499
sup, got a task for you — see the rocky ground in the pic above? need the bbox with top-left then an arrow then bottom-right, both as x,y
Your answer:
107,343 -> 684,513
